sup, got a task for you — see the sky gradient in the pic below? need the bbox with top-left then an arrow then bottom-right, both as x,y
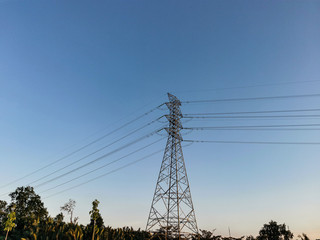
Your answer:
1,0 -> 320,239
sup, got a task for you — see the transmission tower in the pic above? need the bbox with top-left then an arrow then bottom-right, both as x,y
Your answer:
146,93 -> 198,239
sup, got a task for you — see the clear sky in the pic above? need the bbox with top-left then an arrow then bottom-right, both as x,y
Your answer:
1,0 -> 320,238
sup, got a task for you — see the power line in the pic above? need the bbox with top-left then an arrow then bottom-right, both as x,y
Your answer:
183,118 -> 320,123
183,123 -> 320,130
174,80 -> 320,93
27,116 -> 165,186
184,140 -> 320,145
34,128 -> 164,189
0,104 -> 164,189
182,93 -> 320,104
0,128 -> 164,198
183,108 -> 320,116
183,114 -> 320,119
43,141 -> 194,200
183,128 -> 320,131
39,137 -> 165,194
43,148 -> 165,199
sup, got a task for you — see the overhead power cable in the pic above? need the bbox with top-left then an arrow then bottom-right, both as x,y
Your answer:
27,116 -> 165,186
183,108 -> 320,116
182,93 -> 320,104
43,148 -> 165,199
34,128 -> 164,189
184,114 -> 320,119
0,104 -> 164,189
43,142 -> 194,199
0,128 -> 164,198
184,140 -> 320,145
174,80 -> 320,93
183,123 -> 320,130
40,137 -> 165,194
183,128 -> 320,131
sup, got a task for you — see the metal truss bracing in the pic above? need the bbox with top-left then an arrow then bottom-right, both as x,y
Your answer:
146,93 -> 198,239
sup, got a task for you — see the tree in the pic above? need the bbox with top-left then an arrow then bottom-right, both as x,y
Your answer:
4,207 -> 16,240
9,186 -> 48,231
298,233 -> 310,240
61,199 -> 76,224
54,212 -> 64,224
199,229 -> 214,240
258,220 -> 293,240
89,199 -> 103,240
0,200 -> 7,229
246,236 -> 256,240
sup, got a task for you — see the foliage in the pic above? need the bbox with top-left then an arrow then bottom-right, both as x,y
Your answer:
89,199 -> 103,227
8,186 -> 48,233
4,209 -> 16,240
257,220 -> 293,240
0,200 -> 7,232
0,186 -> 308,240
54,212 -> 64,224
199,229 -> 215,240
297,233 -> 310,240
60,199 -> 76,224
89,199 -> 103,240
4,211 -> 16,232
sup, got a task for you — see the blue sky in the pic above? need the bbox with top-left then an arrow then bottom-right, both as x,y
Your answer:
1,0 -> 320,238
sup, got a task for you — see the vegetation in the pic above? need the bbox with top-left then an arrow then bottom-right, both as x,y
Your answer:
60,199 -> 76,225
0,186 -> 309,240
4,207 -> 16,240
257,220 -> 293,240
89,199 -> 101,240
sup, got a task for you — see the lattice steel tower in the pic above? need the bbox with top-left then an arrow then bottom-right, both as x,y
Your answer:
146,93 -> 198,239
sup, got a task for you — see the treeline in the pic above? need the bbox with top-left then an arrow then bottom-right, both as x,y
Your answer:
0,186 -> 311,240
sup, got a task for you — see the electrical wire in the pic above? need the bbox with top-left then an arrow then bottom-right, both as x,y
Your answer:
183,114 -> 320,119
43,142 -> 194,199
194,114 -> 320,119
174,79 -> 320,93
183,128 -> 320,131
39,137 -> 166,194
0,128 -> 165,198
27,116 -> 165,186
43,148 -> 165,199
0,104 -> 164,189
34,128 -> 164,189
184,140 -> 320,145
183,108 -> 320,116
183,123 -> 320,130
184,118 -> 320,122
182,93 -> 320,104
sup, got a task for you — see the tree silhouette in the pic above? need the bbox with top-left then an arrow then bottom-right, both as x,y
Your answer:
0,200 -> 7,233
4,206 -> 16,240
61,199 -> 76,224
8,186 -> 47,232
89,199 -> 103,240
298,233 -> 310,240
258,220 -> 293,240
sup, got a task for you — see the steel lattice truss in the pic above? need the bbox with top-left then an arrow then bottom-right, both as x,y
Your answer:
146,93 -> 198,238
